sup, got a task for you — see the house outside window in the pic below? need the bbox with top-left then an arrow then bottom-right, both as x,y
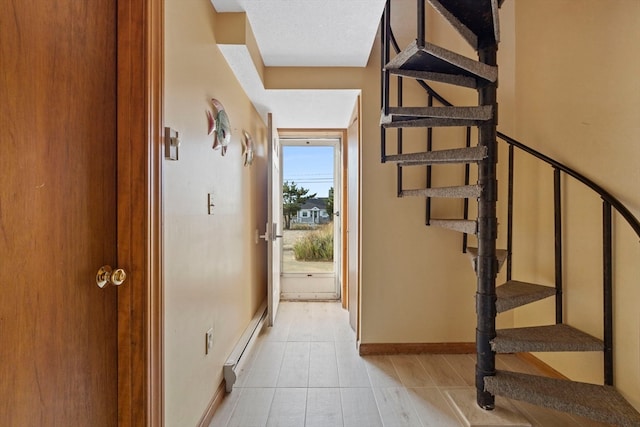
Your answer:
296,198 -> 330,226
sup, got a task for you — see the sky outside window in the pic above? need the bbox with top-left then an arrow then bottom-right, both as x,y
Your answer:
282,145 -> 334,198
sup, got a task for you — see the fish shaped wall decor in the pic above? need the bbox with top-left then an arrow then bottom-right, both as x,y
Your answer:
206,98 -> 231,156
241,130 -> 255,167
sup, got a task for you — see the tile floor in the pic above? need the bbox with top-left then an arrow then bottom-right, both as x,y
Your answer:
209,302 -> 614,427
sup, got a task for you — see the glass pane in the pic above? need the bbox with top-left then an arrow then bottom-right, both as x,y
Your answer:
282,145 -> 335,274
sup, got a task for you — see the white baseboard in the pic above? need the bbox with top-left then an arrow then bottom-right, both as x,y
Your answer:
223,300 -> 267,392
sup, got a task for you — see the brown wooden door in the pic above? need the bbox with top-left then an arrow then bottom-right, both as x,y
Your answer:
0,1 -> 119,425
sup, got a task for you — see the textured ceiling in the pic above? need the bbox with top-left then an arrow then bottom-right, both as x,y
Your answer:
213,0 -> 385,67
212,0 -> 385,128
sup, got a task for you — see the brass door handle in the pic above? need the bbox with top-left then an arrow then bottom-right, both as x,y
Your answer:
96,265 -> 127,288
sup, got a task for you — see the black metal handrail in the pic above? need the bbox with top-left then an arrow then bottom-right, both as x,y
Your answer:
497,131 -> 640,239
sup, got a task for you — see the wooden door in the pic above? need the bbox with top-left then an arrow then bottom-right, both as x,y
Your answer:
0,1 -> 119,425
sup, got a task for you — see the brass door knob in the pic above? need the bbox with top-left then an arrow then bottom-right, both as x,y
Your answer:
96,265 -> 127,288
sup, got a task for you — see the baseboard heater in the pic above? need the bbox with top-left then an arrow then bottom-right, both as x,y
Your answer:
223,300 -> 267,392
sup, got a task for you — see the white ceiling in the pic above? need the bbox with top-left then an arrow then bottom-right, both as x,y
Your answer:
212,0 -> 386,128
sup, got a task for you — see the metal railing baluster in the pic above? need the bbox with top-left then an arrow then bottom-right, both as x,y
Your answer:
417,0 -> 425,48
425,95 -> 433,225
554,168 -> 563,324
463,126 -> 471,252
506,144 -> 514,281
603,200 -> 613,386
381,1 -> 391,163
397,76 -> 403,197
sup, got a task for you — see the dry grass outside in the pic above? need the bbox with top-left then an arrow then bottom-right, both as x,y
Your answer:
292,224 -> 333,262
290,223 -> 316,230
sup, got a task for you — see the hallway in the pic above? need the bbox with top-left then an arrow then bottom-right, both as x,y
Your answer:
209,302 -> 612,427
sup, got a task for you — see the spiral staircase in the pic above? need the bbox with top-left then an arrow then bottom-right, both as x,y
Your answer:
379,1 -> 640,425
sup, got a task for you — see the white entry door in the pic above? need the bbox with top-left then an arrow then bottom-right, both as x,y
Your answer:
266,113 -> 282,326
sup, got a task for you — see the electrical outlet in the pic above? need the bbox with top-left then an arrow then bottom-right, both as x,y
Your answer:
205,328 -> 214,355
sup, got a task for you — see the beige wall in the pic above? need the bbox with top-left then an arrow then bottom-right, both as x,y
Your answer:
510,0 -> 640,410
164,0 -> 268,425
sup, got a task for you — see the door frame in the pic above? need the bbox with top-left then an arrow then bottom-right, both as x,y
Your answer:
279,138 -> 342,300
117,0 -> 164,425
345,99 -> 361,339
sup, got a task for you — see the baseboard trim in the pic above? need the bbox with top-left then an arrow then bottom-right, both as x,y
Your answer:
197,379 -> 226,427
359,342 -> 475,355
516,352 -> 568,380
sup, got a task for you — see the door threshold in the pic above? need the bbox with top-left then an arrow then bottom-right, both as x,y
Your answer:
281,294 -> 340,301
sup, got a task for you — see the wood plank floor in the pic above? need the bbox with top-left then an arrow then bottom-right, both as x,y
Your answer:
210,302 -> 614,427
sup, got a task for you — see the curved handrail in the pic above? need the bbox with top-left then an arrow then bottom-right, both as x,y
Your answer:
496,132 -> 640,238
387,27 -> 640,240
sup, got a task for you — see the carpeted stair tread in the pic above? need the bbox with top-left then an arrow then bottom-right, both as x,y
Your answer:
430,219 -> 477,234
386,146 -> 487,166
381,113 -> 488,129
387,106 -> 493,120
385,40 -> 497,84
386,68 -> 479,89
484,370 -> 640,427
495,280 -> 556,313
426,0 -> 500,48
465,246 -> 507,274
381,106 -> 492,128
492,324 -> 603,353
401,185 -> 482,199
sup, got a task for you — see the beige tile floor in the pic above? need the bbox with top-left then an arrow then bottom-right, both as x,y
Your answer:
209,302 -> 614,427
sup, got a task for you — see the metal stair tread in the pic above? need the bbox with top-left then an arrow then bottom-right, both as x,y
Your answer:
495,280 -> 556,313
385,40 -> 497,84
427,0 -> 500,48
492,324 -> 604,353
429,219 -> 477,235
385,146 -> 487,166
484,370 -> 640,427
401,185 -> 482,199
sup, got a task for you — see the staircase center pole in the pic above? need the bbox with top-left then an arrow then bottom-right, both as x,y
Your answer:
475,42 -> 499,410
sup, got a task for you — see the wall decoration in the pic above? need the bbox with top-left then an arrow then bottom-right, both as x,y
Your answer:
206,98 -> 232,156
241,130 -> 255,167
